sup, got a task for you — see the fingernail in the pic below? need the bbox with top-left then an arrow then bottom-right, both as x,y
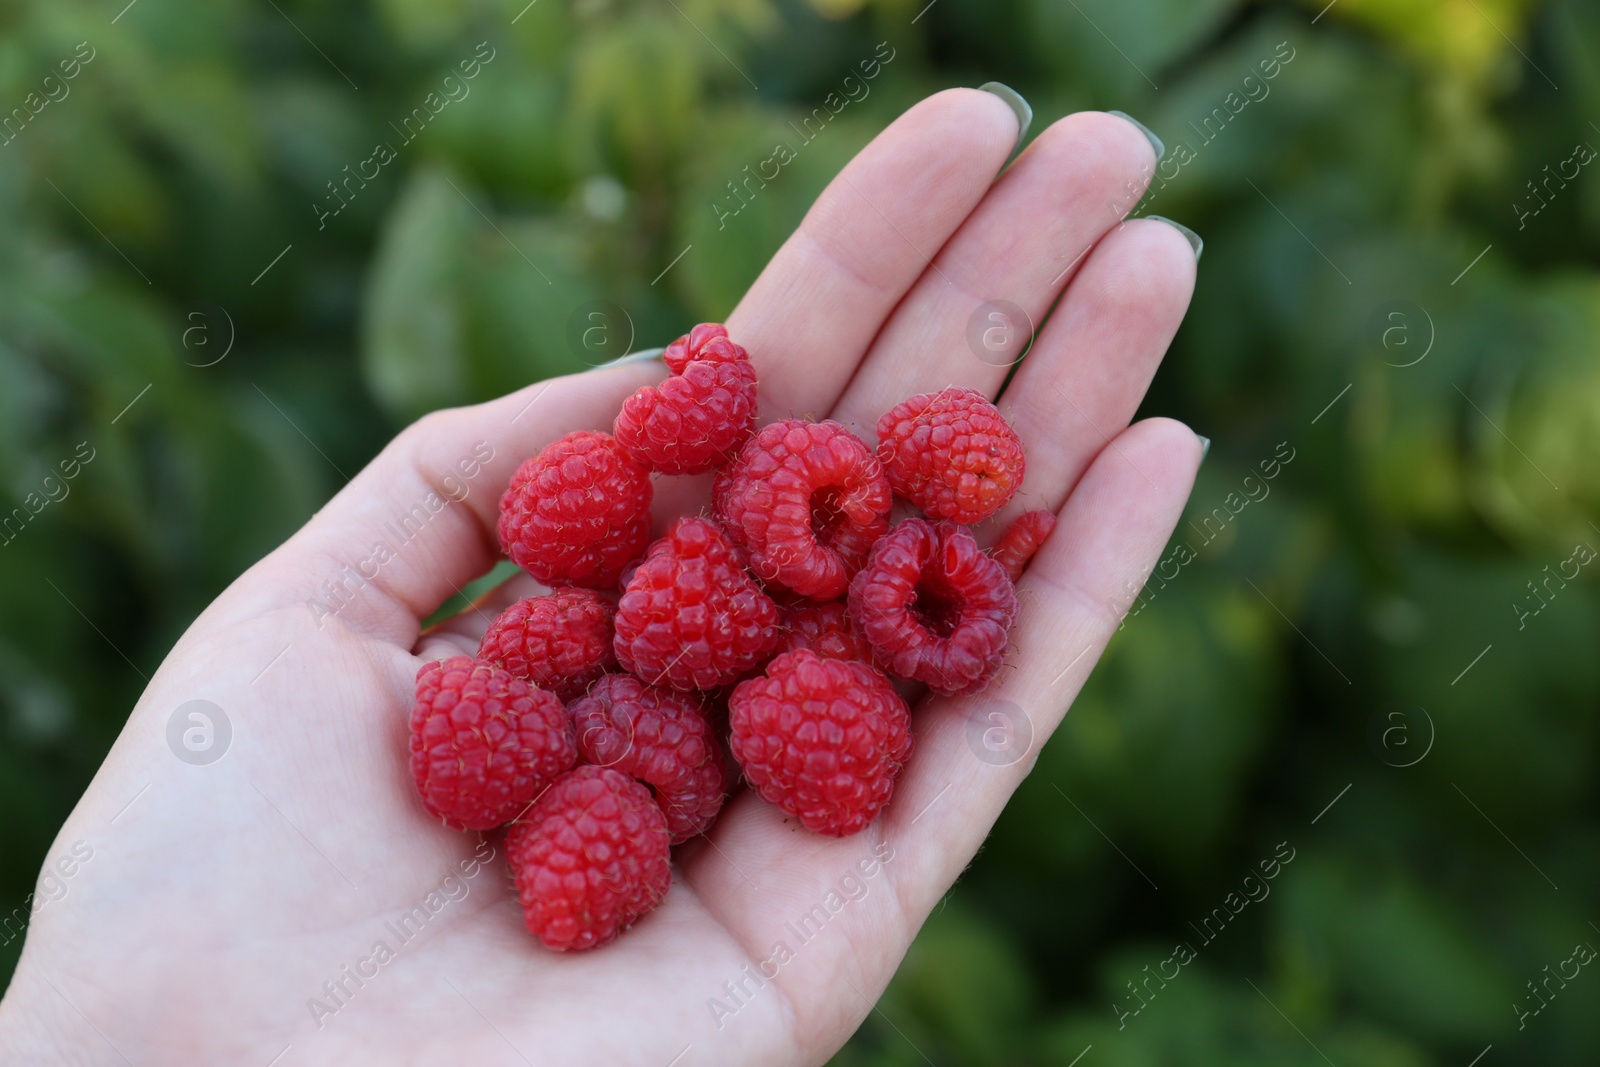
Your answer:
1107,111 -> 1165,162
1148,216 -> 1203,261
1196,434 -> 1211,461
591,346 -> 664,370
978,82 -> 1033,156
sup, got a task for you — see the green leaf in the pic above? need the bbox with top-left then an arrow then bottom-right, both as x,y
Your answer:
1023,0 -> 1243,101
360,166 -> 474,420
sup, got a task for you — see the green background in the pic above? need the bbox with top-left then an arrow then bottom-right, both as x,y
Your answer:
3,0 -> 1599,1061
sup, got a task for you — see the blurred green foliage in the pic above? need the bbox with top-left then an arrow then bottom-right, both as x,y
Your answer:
2,0 -> 1599,1061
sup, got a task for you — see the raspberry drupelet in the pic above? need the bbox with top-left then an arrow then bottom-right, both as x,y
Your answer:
663,322 -> 748,373
507,766 -> 671,951
713,419 -> 892,600
848,518 -> 1019,695
613,516 -> 779,690
989,509 -> 1057,583
729,650 -> 912,836
408,657 -> 576,831
876,387 -> 1025,524
477,589 -> 616,702
614,323 -> 759,475
773,598 -> 874,663
497,430 -> 651,589
571,673 -> 728,843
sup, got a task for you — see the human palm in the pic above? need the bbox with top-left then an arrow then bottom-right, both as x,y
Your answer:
0,89 -> 1201,1066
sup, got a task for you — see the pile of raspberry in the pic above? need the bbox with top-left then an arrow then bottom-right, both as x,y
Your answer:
407,323 -> 1056,951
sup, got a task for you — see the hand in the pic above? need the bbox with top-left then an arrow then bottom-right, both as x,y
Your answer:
0,89 -> 1200,1067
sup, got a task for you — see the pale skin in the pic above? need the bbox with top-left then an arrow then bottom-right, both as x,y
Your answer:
0,89 -> 1201,1066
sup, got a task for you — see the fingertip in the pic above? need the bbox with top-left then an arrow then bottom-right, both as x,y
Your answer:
1145,215 -> 1203,262
1127,416 -> 1207,484
977,81 -> 1033,154
1105,110 -> 1164,167
1090,217 -> 1199,309
903,86 -> 1024,170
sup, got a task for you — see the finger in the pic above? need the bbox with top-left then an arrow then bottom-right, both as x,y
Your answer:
882,418 -> 1202,915
727,88 -> 1020,422
993,217 -> 1198,522
263,362 -> 661,643
826,111 -> 1156,436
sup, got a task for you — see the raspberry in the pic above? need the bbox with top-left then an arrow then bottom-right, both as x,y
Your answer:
507,766 -> 671,951
990,509 -> 1056,583
848,519 -> 1018,695
477,590 -> 616,702
408,657 -> 576,831
729,650 -> 912,837
876,387 -> 1024,524
615,324 -> 758,475
571,674 -> 727,843
713,419 -> 892,600
613,517 -> 779,690
774,599 -> 873,663
497,430 -> 652,589
663,322 -> 749,373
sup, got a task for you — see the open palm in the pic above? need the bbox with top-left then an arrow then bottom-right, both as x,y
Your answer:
0,89 -> 1201,1067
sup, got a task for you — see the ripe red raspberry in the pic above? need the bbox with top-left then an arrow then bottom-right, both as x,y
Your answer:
849,519 -> 1018,695
663,322 -> 748,373
774,599 -> 873,663
571,674 -> 727,843
613,517 -> 779,690
477,590 -> 616,702
408,657 -> 576,831
507,766 -> 671,951
729,650 -> 912,836
497,430 -> 651,589
990,509 -> 1057,583
876,387 -> 1024,524
713,419 -> 891,600
614,356 -> 759,475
